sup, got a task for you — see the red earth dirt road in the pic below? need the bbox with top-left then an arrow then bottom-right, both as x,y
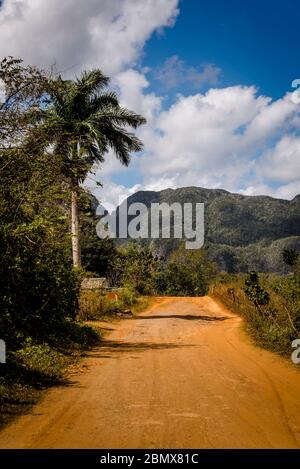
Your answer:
1,296 -> 300,449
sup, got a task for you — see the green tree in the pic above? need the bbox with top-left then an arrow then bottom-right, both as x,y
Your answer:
80,192 -> 117,276
110,243 -> 159,294
157,245 -> 216,296
27,70 -> 146,267
244,271 -> 270,314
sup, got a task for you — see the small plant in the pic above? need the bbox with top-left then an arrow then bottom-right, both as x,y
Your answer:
244,271 -> 270,314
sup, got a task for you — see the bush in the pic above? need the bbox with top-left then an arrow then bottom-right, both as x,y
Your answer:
156,245 -> 216,296
0,145 -> 81,348
78,286 -> 138,321
210,271 -> 300,356
14,342 -> 71,379
109,243 -> 159,294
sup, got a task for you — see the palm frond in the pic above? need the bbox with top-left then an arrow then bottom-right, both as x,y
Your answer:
67,70 -> 110,118
100,124 -> 144,166
75,70 -> 109,95
88,106 -> 146,129
26,68 -> 146,182
88,91 -> 119,112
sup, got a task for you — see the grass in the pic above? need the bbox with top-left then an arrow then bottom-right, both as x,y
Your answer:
210,273 -> 300,357
0,321 -> 101,430
78,286 -> 153,321
131,296 -> 153,315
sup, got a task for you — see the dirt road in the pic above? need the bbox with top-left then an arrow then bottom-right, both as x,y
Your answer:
1,296 -> 300,448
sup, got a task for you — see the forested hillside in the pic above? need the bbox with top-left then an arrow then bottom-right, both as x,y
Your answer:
113,187 -> 300,273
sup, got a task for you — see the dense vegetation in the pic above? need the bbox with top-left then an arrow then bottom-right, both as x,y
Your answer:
78,242 -> 216,321
0,57 -> 299,430
106,242 -> 215,298
210,256 -> 300,356
0,58 -> 145,427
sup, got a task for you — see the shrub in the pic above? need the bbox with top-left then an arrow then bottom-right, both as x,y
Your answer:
156,245 -> 216,296
210,271 -> 300,356
78,286 -> 138,321
109,243 -> 159,294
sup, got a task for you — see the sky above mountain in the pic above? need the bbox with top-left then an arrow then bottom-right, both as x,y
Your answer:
0,0 -> 299,207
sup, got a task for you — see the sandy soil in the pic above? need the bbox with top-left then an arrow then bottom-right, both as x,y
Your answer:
1,296 -> 300,449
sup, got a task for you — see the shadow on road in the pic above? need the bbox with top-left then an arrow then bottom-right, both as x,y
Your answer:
135,314 -> 231,321
83,340 -> 198,358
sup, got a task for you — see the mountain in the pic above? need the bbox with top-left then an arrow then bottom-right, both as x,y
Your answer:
112,187 -> 300,273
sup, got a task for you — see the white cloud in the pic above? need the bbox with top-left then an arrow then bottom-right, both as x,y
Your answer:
92,81 -> 300,202
272,181 -> 300,200
113,69 -> 162,122
1,0 -> 299,202
154,55 -> 221,90
243,92 -> 297,144
86,179 -> 142,211
242,180 -> 300,200
260,136 -> 300,183
126,85 -> 300,199
0,0 -> 179,76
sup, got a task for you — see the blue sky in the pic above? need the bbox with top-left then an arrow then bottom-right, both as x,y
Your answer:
0,0 -> 299,205
143,0 -> 300,100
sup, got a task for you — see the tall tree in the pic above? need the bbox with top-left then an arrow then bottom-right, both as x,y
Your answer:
27,69 -> 146,267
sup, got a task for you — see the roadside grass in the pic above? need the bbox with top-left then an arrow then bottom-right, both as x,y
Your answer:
210,273 -> 300,357
0,322 -> 101,430
131,296 -> 153,315
78,287 -> 153,321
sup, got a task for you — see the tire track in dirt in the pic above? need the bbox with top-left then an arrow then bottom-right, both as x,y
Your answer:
0,296 -> 300,448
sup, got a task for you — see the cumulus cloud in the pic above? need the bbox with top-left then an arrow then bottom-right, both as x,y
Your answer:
260,136 -> 300,183
127,85 -> 300,199
89,79 -> 300,202
84,179 -> 142,211
113,69 -> 162,123
0,0 -> 179,75
1,0 -> 299,201
155,55 -> 221,90
273,181 -> 300,200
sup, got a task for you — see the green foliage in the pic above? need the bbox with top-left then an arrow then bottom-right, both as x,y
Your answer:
109,243 -> 159,295
268,273 -> 300,332
24,67 -> 146,268
118,286 -> 138,307
244,272 -> 270,311
211,268 -> 300,356
28,69 -> 146,186
80,192 -> 117,276
109,243 -> 216,297
119,187 -> 300,274
0,322 -> 100,430
14,342 -> 70,379
156,246 -> 216,296
78,286 -> 138,321
0,59 -> 94,348
0,57 -> 50,147
0,147 -> 79,348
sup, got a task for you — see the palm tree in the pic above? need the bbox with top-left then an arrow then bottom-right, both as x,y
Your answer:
27,70 -> 146,267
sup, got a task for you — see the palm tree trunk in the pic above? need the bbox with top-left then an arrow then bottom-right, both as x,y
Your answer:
71,140 -> 81,267
71,189 -> 81,268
